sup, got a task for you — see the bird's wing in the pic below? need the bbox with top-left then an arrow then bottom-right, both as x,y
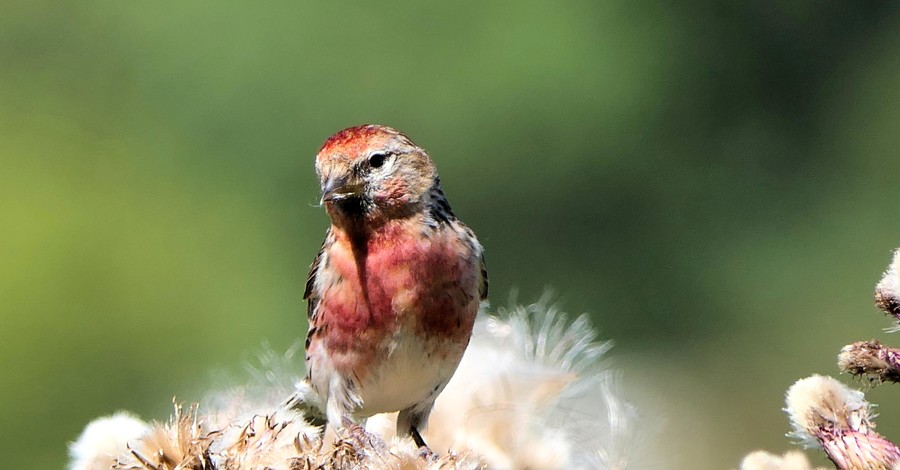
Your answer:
456,221 -> 488,301
303,228 -> 331,320
479,252 -> 488,300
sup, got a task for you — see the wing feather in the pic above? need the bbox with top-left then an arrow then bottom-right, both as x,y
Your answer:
304,228 -> 331,320
479,252 -> 488,300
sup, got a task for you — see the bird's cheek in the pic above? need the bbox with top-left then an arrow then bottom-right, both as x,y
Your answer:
372,192 -> 397,208
374,179 -> 412,206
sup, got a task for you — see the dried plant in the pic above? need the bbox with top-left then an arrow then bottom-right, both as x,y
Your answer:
742,249 -> 900,470
69,298 -> 641,470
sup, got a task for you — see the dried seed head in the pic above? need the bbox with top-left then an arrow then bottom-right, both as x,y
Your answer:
785,375 -> 900,469
875,249 -> 900,325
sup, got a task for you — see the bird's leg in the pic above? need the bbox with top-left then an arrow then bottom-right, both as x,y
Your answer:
398,405 -> 437,458
410,425 -> 428,448
410,426 -> 436,461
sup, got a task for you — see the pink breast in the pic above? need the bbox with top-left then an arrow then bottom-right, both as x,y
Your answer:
319,223 -> 479,371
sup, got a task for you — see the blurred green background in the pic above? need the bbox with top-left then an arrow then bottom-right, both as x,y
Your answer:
3,1 -> 900,468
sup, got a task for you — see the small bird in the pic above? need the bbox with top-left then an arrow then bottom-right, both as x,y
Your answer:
301,125 -> 487,448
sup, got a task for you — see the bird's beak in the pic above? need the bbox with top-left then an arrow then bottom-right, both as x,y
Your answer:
321,174 -> 364,205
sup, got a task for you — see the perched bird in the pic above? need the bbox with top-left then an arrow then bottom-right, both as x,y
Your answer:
301,125 -> 487,448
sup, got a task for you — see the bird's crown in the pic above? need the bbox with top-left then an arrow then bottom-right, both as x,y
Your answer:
317,124 -> 414,162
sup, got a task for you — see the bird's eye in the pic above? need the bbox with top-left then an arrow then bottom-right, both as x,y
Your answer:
369,152 -> 388,169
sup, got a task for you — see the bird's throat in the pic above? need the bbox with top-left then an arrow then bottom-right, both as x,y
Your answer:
333,195 -> 367,218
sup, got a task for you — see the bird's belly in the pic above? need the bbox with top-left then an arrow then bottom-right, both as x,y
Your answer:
354,330 -> 460,416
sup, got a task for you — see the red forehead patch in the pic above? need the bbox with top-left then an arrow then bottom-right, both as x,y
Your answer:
318,124 -> 403,159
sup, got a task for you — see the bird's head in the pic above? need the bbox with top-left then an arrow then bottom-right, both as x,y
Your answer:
315,125 -> 438,228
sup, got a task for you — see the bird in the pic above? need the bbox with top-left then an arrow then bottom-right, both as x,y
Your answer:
300,124 -> 487,449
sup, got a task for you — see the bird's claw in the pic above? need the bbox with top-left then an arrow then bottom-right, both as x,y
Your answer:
417,445 -> 437,461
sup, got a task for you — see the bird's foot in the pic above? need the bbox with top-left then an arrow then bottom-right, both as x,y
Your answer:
417,445 -> 437,461
341,418 -> 388,454
410,426 -> 437,461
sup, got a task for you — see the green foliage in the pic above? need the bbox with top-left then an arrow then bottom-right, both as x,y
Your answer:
2,2 -> 900,468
